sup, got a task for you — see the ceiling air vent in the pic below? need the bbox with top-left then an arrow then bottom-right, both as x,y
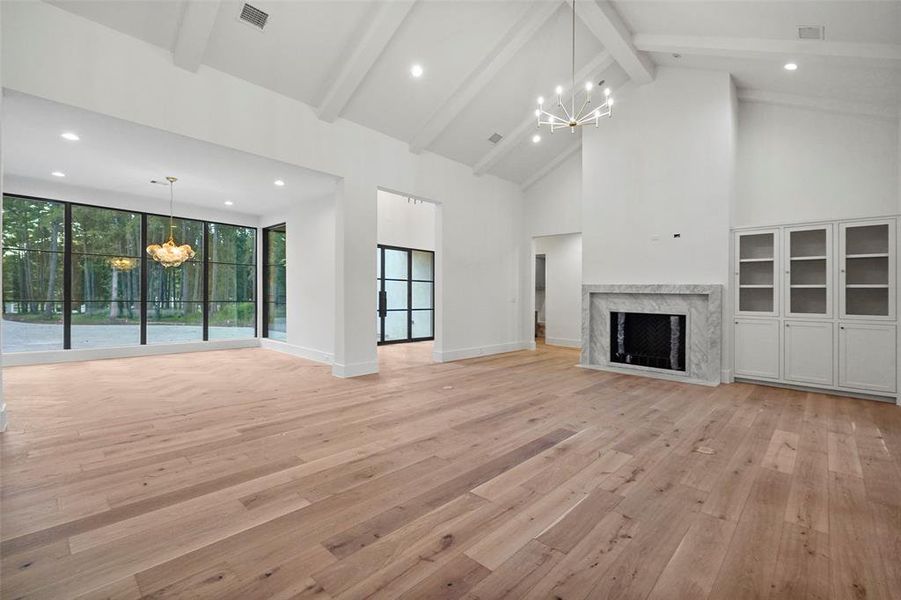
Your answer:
798,25 -> 825,40
239,3 -> 269,30
488,132 -> 503,144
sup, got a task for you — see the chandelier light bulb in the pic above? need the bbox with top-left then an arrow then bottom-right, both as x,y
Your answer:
604,88 -> 611,97
608,96 -> 614,106
784,62 -> 798,71
532,134 -> 541,144
585,82 -> 593,91
410,64 -> 424,78
534,109 -> 540,117
537,96 -> 544,105
555,85 -> 563,96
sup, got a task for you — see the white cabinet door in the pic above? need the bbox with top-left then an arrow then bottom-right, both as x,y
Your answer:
839,219 -> 895,320
838,323 -> 896,393
784,320 -> 834,386
734,318 -> 780,380
735,229 -> 780,317
784,224 -> 832,318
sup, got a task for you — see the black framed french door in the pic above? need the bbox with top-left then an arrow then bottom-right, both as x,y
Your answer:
377,244 -> 434,345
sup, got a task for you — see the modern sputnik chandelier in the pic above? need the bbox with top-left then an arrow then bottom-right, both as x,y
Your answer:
535,0 -> 613,132
146,176 -> 196,268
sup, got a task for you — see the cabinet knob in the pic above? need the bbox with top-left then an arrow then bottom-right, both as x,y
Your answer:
786,323 -> 790,327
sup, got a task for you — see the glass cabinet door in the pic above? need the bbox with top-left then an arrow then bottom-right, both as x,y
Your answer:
840,220 -> 895,319
735,229 -> 779,316
784,224 -> 831,318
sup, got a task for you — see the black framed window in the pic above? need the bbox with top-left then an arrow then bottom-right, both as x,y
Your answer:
69,205 -> 142,349
1,194 -> 257,353
207,222 -> 256,340
262,224 -> 287,341
377,244 -> 434,345
147,214 -> 205,344
1,197 -> 65,352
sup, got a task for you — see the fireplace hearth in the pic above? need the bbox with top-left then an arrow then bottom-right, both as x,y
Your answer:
610,312 -> 686,371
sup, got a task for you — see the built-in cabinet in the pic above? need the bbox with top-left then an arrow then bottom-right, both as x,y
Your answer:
733,217 -> 898,399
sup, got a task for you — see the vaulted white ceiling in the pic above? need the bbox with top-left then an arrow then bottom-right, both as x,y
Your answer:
40,0 -> 901,186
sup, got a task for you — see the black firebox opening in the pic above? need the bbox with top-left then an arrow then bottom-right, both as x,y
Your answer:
610,312 -> 686,372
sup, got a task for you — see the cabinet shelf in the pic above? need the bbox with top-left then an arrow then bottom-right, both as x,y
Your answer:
846,284 -> 889,289
739,285 -> 774,289
847,253 -> 889,259
790,284 -> 827,289
790,255 -> 827,261
739,257 -> 773,263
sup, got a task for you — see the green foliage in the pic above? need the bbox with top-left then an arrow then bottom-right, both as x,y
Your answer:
3,195 -> 259,341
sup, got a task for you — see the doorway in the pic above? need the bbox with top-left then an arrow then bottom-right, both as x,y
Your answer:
377,244 -> 434,345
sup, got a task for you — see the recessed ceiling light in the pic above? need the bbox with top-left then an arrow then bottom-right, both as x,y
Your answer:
784,62 -> 798,71
224,201 -> 234,206
60,132 -> 80,141
51,171 -> 66,177
274,179 -> 285,186
532,134 -> 541,144
410,64 -> 424,78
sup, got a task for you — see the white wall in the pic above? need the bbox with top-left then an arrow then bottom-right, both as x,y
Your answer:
260,191 -> 336,364
2,1 -> 527,375
736,101 -> 899,227
377,190 -> 436,251
534,234 -> 582,348
4,175 -> 258,227
582,67 -> 735,287
524,151 -> 581,236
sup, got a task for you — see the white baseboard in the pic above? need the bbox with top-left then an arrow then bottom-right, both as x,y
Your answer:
260,339 -> 333,365
721,368 -> 733,384
433,341 -> 532,363
1,338 -> 260,367
545,337 -> 581,349
0,402 -> 6,433
332,360 -> 379,378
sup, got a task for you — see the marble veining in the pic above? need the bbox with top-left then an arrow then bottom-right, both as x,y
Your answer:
581,284 -> 723,385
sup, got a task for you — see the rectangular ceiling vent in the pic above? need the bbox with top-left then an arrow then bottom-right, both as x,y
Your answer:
239,3 -> 269,30
488,132 -> 503,144
798,25 -> 825,40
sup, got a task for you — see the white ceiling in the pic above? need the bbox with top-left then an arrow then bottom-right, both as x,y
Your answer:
26,1 -> 901,186
2,90 -> 338,216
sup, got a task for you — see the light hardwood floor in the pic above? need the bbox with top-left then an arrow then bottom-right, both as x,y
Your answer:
2,344 -> 901,599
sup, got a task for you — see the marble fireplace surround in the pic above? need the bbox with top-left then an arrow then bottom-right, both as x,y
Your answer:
580,284 -> 723,386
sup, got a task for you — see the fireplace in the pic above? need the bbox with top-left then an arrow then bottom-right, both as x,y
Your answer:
609,312 -> 686,372
582,285 -> 722,385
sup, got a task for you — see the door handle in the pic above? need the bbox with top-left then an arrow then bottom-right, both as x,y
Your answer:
378,290 -> 387,318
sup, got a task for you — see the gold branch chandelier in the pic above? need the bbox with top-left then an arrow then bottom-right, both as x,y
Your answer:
146,176 -> 195,268
535,0 -> 614,132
